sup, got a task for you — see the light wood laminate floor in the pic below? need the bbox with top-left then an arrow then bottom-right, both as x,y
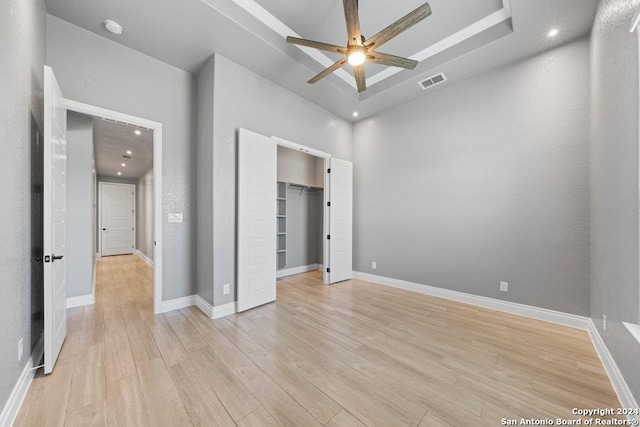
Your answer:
15,255 -> 622,426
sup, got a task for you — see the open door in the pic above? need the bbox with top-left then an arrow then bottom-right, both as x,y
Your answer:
237,129 -> 277,312
43,66 -> 68,374
328,158 -> 353,284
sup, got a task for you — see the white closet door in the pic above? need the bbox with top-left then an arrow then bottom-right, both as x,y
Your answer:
43,66 -> 68,374
328,158 -> 353,284
237,128 -> 277,312
100,183 -> 135,256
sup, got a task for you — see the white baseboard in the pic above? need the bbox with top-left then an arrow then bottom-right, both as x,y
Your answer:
277,264 -> 319,278
66,294 -> 95,309
0,337 -> 43,427
353,271 -> 592,330
587,322 -> 639,420
353,271 -> 639,417
134,250 -> 154,267
213,302 -> 236,319
157,295 -> 196,313
195,295 -> 214,318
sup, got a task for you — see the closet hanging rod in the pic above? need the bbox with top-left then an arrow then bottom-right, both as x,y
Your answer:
287,182 -> 323,190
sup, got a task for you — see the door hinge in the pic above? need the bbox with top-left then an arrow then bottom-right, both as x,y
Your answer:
327,168 -> 331,174
327,201 -> 331,207
326,268 -> 330,273
327,235 -> 330,240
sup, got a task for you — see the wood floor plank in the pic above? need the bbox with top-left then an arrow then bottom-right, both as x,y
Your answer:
150,322 -> 188,366
66,342 -> 105,413
106,374 -> 150,427
136,358 -> 192,426
64,400 -> 107,427
244,374 -> 323,427
169,357 -> 236,427
326,409 -> 368,427
236,406 -> 279,427
103,330 -> 136,383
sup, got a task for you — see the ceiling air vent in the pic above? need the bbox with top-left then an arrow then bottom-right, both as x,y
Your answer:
419,73 -> 447,90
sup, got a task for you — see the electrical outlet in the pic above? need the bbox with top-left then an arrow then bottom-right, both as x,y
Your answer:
372,261 -> 377,269
18,338 -> 23,361
603,314 -> 607,332
223,284 -> 230,295
500,281 -> 508,292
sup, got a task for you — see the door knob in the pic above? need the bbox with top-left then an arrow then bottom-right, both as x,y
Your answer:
102,228 -> 106,231
51,254 -> 64,261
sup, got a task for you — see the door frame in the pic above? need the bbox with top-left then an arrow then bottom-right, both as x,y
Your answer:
63,99 -> 164,314
98,182 -> 136,256
271,136 -> 331,284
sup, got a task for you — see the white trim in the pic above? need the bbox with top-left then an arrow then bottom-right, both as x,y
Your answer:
353,271 -> 592,330
63,99 -> 164,315
623,322 -> 640,346
588,322 -> 640,421
277,264 -> 319,278
630,7 -> 640,32
0,338 -> 44,427
66,294 -> 95,309
135,250 -> 154,267
226,0 -> 512,89
99,182 -> 136,257
213,302 -> 237,319
367,4 -> 513,86
195,295 -> 215,318
157,295 -> 197,314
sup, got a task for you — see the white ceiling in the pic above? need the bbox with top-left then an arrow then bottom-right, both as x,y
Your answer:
44,0 -> 598,121
93,118 -> 153,179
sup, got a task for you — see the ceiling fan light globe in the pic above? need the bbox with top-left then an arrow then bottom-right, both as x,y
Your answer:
348,51 -> 366,66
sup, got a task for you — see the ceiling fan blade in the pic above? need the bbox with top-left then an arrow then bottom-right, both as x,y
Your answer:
364,3 -> 432,49
286,36 -> 347,54
308,58 -> 348,84
354,64 -> 366,92
343,0 -> 362,46
367,52 -> 418,69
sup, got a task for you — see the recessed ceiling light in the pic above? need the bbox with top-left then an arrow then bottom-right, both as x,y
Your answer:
126,150 -> 132,155
352,111 -> 359,117
121,163 -> 126,167
117,172 -> 122,176
104,20 -> 123,35
134,129 -> 141,135
548,28 -> 559,37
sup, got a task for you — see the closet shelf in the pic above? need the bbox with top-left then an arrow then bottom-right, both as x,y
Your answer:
276,250 -> 287,253
277,215 -> 287,218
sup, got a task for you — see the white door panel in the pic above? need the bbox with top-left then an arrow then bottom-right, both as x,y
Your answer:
237,128 -> 277,312
328,158 -> 353,284
44,66 -> 68,374
100,183 -> 135,256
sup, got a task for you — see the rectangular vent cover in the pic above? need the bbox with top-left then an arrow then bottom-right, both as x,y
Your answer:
419,73 -> 447,90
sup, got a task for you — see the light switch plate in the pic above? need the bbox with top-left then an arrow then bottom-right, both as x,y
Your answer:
168,213 -> 183,223
500,281 -> 508,292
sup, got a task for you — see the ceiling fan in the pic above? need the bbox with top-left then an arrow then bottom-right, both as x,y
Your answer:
286,0 -> 432,93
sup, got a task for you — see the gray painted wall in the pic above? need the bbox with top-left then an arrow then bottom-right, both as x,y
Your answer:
284,187 -> 323,269
196,55 -> 215,305
66,112 -> 95,298
136,169 -> 154,260
47,15 -> 197,301
0,0 -> 46,414
590,0 -> 640,401
353,38 -> 591,316
209,54 -> 352,306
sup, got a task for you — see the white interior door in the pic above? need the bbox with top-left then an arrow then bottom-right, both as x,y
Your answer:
44,66 -> 68,374
328,158 -> 353,284
100,183 -> 135,256
237,128 -> 277,312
